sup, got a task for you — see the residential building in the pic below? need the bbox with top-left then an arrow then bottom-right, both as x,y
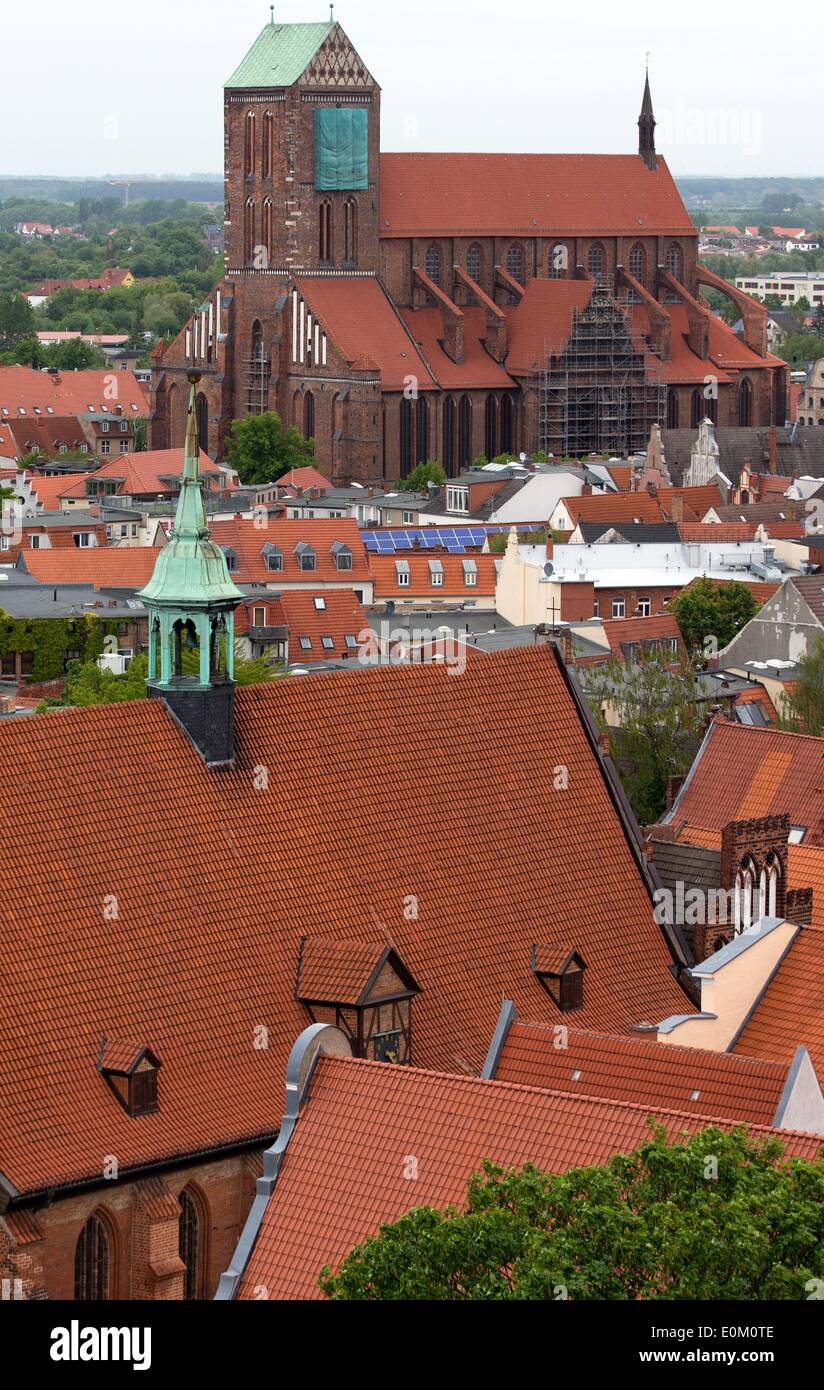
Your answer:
734,270 -> 824,307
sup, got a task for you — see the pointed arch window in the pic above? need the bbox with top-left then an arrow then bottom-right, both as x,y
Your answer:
344,198 -> 358,264
425,243 -> 442,287
501,395 -> 514,455
262,198 -> 273,266
691,388 -> 703,428
506,243 -> 525,285
319,200 -> 333,264
667,389 -> 680,429
179,1186 -> 208,1301
588,242 -> 606,277
304,391 -> 315,440
415,395 -> 429,465
628,242 -> 646,285
400,397 -> 413,475
739,378 -> 753,427
665,242 -> 683,281
75,1212 -> 113,1300
466,243 -> 483,284
485,396 -> 498,461
443,397 -> 456,476
244,112 -> 255,178
244,198 -> 256,266
549,243 -> 566,279
458,395 -> 472,469
262,111 -> 274,179
195,392 -> 209,456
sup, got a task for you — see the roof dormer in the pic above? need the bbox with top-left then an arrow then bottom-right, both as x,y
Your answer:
296,937 -> 420,1065
532,947 -> 587,1013
98,1039 -> 161,1117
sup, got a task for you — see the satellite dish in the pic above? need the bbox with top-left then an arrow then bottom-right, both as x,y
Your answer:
544,562 -> 554,578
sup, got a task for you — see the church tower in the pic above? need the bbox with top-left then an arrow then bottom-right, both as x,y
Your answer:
223,16 -> 381,274
638,68 -> 657,170
138,375 -> 245,766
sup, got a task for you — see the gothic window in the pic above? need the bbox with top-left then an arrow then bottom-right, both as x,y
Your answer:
667,389 -> 680,429
665,242 -> 683,280
244,112 -> 255,178
506,243 -> 525,285
706,393 -> 718,425
501,395 -> 514,455
485,396 -> 498,461
588,242 -> 606,277
304,392 -> 315,440
628,243 -> 646,285
443,397 -> 456,475
179,1187 -> 207,1301
691,389 -> 703,428
425,243 -> 442,287
458,395 -> 472,469
344,198 -> 358,264
319,200 -> 333,263
549,243 -> 566,278
74,1213 -> 113,1300
262,112 -> 273,179
739,378 -> 753,426
262,198 -> 273,265
415,395 -> 429,466
195,393 -> 208,455
466,242 -> 483,283
243,198 -> 255,266
400,397 -> 413,475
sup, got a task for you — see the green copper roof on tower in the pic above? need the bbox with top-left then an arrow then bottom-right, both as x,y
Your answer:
225,21 -> 334,89
138,383 -> 245,608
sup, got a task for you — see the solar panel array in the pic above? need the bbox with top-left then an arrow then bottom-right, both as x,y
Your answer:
362,526 -> 520,555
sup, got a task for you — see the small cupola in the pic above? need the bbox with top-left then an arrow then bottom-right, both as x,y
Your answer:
532,947 -> 587,1014
98,1039 -> 161,1117
296,937 -> 420,1065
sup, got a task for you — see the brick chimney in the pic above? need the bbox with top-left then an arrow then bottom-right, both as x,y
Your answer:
670,494 -> 684,523
768,427 -> 778,476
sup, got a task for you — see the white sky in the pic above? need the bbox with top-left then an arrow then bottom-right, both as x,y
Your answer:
1,0 -> 817,179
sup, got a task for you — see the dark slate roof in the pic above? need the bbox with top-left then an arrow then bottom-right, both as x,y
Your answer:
660,427 -> 824,485
577,521 -> 682,544
791,575 -> 824,626
648,837 -> 722,898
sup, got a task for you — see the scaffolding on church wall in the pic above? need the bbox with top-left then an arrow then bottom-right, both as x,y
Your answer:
535,279 -> 667,459
243,345 -> 270,416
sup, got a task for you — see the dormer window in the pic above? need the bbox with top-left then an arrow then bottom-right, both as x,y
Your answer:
296,542 -> 316,573
98,1040 -> 161,1118
429,559 -> 444,587
263,543 -> 283,573
332,542 -> 353,572
221,547 -> 238,572
296,938 -> 421,1066
532,948 -> 587,1014
100,421 -> 110,433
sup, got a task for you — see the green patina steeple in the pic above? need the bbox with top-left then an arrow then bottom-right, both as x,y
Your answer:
139,378 -> 244,690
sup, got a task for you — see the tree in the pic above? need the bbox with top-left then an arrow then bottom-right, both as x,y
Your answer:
401,460 -> 446,492
778,634 -> 824,735
578,652 -> 706,825
41,646 -> 284,709
0,290 -> 34,351
225,412 -> 315,487
673,578 -> 758,661
320,1125 -> 824,1300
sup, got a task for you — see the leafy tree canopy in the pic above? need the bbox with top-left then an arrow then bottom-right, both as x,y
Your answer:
401,460 -> 446,492
779,633 -> 824,736
40,646 -> 284,710
320,1125 -> 824,1300
225,412 -> 314,487
673,578 -> 758,661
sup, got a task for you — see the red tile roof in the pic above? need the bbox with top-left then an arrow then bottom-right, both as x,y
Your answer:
0,647 -> 692,1194
208,518 -> 371,586
398,306 -> 515,389
678,523 -> 757,543
735,927 -> 824,1074
379,154 -> 695,237
600,613 -> 684,658
665,720 -> 824,846
506,279 -> 592,375
26,472 -> 94,509
292,277 -> 435,391
238,588 -> 368,659
83,448 -> 223,497
20,546 -> 162,589
494,1020 -> 792,1125
273,466 -> 333,493
234,1052 -> 822,1300
368,551 -> 498,598
0,367 -> 148,418
562,493 -> 668,525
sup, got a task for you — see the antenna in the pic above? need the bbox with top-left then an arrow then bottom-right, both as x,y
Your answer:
270,5 -> 274,23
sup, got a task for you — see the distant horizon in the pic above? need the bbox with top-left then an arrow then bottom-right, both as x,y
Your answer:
0,171 -> 822,186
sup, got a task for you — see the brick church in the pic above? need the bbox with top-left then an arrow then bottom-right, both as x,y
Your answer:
149,18 -> 788,481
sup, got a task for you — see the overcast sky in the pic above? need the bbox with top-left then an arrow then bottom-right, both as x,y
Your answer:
2,0 -> 817,179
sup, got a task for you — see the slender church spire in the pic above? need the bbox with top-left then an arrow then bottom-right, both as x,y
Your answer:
638,63 -> 657,170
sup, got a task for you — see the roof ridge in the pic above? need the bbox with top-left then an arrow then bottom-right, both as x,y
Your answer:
317,1054 -> 821,1142
509,1020 -> 788,1071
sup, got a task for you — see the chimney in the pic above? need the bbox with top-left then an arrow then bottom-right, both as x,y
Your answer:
670,495 -> 684,523
768,427 -> 778,476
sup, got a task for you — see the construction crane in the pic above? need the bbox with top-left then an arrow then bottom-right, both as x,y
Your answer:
108,179 -> 131,208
